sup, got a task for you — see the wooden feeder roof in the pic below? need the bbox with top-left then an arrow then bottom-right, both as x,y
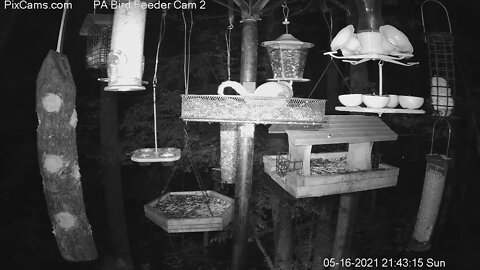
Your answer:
269,115 -> 397,145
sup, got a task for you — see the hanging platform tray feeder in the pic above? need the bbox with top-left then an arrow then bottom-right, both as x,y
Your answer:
144,190 -> 234,233
131,147 -> 181,163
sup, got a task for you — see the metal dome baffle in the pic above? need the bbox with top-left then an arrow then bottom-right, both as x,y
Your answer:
79,14 -> 113,70
262,34 -> 314,82
409,118 -> 452,252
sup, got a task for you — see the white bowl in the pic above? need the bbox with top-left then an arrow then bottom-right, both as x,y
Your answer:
398,95 -> 424,109
331,25 -> 355,51
386,94 -> 399,108
339,94 -> 362,107
362,94 -> 390,108
379,25 -> 413,54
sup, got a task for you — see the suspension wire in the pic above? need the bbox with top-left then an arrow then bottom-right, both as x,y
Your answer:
282,0 -> 290,34
152,11 -> 167,152
180,11 -> 213,216
182,10 -> 193,94
307,61 -> 331,98
225,20 -> 233,80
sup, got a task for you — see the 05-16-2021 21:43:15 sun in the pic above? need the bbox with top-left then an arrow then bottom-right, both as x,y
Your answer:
323,257 -> 447,268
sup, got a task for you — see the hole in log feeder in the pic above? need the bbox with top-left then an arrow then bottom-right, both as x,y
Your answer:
55,212 -> 77,231
44,154 -> 64,174
262,34 -> 314,82
42,93 -> 62,113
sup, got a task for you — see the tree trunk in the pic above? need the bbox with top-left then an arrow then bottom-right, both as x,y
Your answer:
100,90 -> 133,270
36,50 -> 97,261
311,204 -> 333,270
272,195 -> 293,270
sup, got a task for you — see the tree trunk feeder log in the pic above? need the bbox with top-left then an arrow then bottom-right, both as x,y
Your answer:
36,50 -> 97,261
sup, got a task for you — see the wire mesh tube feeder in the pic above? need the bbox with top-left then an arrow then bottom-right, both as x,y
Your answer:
409,118 -> 452,251
79,13 -> 112,69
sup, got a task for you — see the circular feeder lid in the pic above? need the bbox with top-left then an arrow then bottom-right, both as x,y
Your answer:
131,147 -> 181,163
262,34 -> 314,49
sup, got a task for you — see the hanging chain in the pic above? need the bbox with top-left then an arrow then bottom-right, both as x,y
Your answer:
183,124 -> 214,217
282,1 -> 290,34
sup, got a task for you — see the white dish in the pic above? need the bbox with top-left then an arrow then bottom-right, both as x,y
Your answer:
398,95 -> 424,109
339,94 -> 363,107
362,94 -> 390,109
386,94 -> 399,108
379,25 -> 413,54
331,25 -> 355,51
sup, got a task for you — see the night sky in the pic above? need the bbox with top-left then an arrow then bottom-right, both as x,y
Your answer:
1,0 -> 480,269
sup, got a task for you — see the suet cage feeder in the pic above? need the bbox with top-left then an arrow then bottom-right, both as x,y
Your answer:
80,14 -> 113,70
262,34 -> 314,82
103,0 -> 147,91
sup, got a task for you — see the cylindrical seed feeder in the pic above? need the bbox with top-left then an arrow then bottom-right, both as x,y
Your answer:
220,123 -> 238,184
104,0 -> 147,91
79,14 -> 113,69
262,34 -> 314,82
409,118 -> 451,252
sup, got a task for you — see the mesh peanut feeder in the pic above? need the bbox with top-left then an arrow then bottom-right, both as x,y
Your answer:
79,14 -> 113,70
409,118 -> 451,251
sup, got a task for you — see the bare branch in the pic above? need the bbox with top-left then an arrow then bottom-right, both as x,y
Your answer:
212,0 -> 242,14
252,0 -> 271,15
232,0 -> 250,12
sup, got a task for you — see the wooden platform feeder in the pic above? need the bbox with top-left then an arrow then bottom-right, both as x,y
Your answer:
144,190 -> 234,233
264,115 -> 399,198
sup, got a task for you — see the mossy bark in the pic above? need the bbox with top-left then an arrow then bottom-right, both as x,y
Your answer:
36,50 -> 97,261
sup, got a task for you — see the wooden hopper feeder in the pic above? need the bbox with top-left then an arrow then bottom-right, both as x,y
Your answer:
144,190 -> 234,233
79,14 -> 113,70
264,115 -> 399,198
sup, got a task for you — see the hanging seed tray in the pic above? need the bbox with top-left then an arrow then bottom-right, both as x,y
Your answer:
144,190 -> 234,233
264,152 -> 399,198
181,95 -> 326,125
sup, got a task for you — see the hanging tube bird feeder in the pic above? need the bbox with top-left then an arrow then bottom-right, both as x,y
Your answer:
409,118 -> 452,252
79,14 -> 113,69
103,0 -> 147,91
